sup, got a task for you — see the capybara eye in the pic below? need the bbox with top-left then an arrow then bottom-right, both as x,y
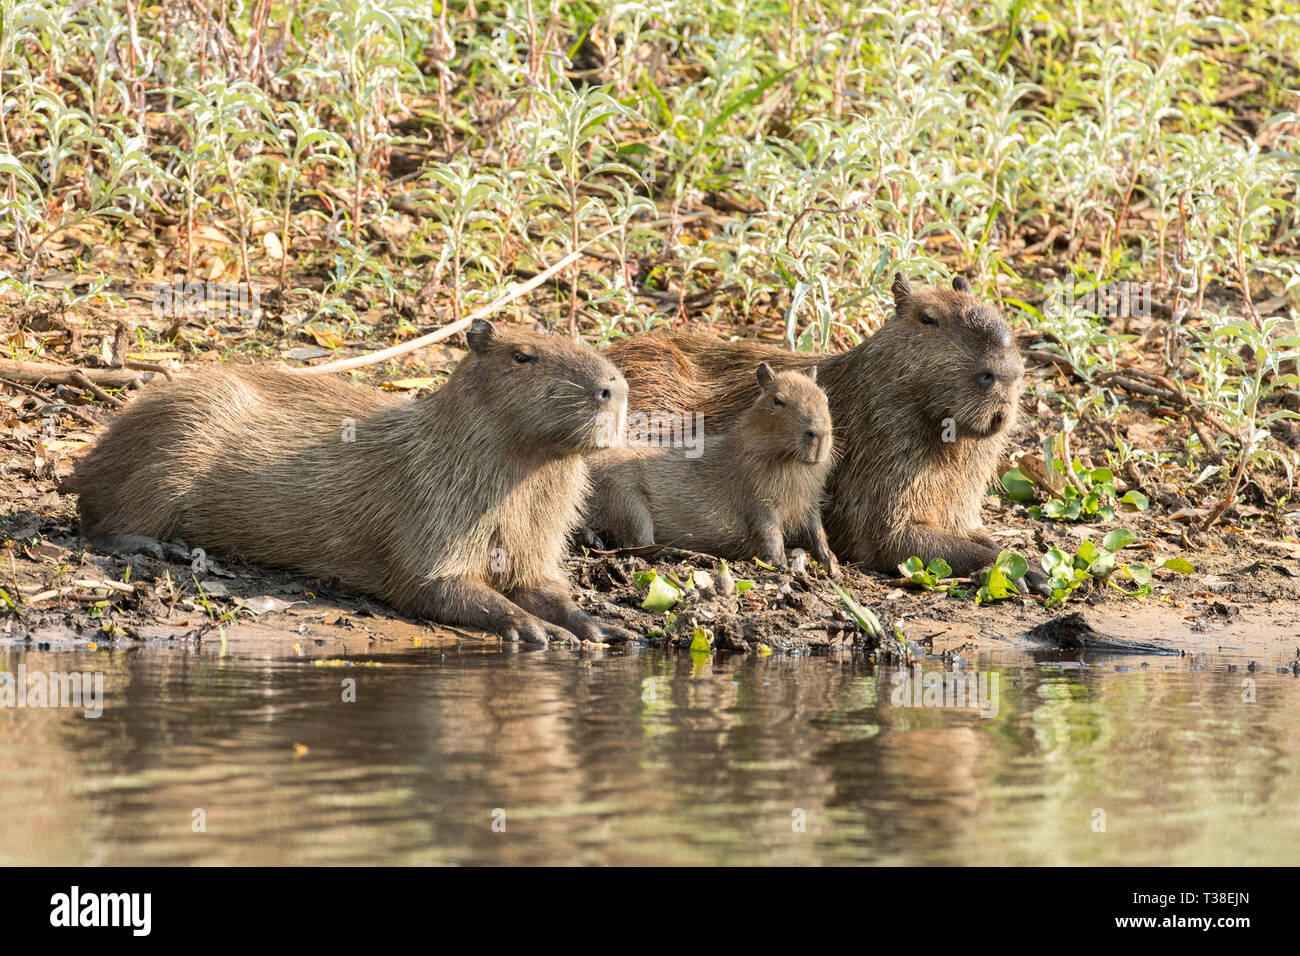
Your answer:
918,312 -> 938,326
773,396 -> 785,407
513,350 -> 537,364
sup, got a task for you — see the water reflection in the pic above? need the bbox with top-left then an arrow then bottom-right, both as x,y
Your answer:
1,641 -> 1296,865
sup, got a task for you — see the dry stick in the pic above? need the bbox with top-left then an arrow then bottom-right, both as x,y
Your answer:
291,225 -> 623,377
0,379 -> 101,427
0,358 -> 141,389
67,371 -> 126,407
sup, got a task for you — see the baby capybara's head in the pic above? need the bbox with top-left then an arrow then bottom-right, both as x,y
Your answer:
883,273 -> 1024,439
741,362 -> 833,465
459,319 -> 628,453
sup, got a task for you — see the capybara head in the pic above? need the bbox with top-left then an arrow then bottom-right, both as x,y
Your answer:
459,319 -> 628,452
741,362 -> 833,465
885,273 -> 1024,439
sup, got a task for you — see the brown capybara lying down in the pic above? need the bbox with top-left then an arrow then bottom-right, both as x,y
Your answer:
587,362 -> 838,573
605,274 -> 1025,576
66,319 -> 633,645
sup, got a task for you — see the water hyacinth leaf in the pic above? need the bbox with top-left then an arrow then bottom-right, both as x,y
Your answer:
1102,528 -> 1138,552
831,582 -> 883,639
926,557 -> 953,579
1041,547 -> 1071,577
1161,557 -> 1194,574
1000,468 -> 1036,502
995,551 -> 1028,580
1123,564 -> 1153,586
1120,490 -> 1150,511
689,627 -> 711,653
900,556 -> 926,577
641,573 -> 682,612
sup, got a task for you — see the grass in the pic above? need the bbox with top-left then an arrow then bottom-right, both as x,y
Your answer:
0,0 -> 1298,523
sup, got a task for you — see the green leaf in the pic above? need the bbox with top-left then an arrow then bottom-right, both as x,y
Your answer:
995,550 -> 1029,580
1161,557 -> 1194,574
1041,547 -> 1071,576
926,557 -> 953,579
689,627 -> 711,653
1120,490 -> 1150,512
1000,468 -> 1036,502
831,582 -> 883,639
641,574 -> 682,612
1123,564 -> 1153,586
1102,528 -> 1138,552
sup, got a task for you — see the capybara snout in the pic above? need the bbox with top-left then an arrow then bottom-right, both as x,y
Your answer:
461,318 -> 628,452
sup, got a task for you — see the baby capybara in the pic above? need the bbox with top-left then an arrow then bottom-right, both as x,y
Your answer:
587,363 -> 838,572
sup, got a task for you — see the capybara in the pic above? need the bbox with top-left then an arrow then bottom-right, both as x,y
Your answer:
586,362 -> 837,572
67,319 -> 632,644
605,274 -> 1024,576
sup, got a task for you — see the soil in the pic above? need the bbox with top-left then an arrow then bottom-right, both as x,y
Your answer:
2,447 -> 1297,666
2,274 -> 1298,668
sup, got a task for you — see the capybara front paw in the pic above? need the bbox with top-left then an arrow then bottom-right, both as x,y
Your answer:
813,546 -> 840,577
593,621 -> 636,645
499,614 -> 560,645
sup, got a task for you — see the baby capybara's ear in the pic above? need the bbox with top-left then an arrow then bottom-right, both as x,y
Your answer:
891,273 -> 914,307
756,362 -> 776,391
803,364 -> 818,383
466,319 -> 497,352
952,276 -> 973,294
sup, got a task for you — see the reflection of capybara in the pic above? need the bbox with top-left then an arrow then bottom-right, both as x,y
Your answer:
67,319 -> 632,644
587,363 -> 837,571
606,275 -> 1025,575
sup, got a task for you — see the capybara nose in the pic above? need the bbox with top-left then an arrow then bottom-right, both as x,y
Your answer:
597,373 -> 628,408
976,369 -> 996,389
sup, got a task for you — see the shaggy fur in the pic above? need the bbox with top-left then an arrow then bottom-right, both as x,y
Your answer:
67,320 -> 631,644
587,364 -> 837,569
605,275 -> 1025,575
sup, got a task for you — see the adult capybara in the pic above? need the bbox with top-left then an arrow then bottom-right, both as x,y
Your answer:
66,319 -> 632,644
605,274 -> 1024,576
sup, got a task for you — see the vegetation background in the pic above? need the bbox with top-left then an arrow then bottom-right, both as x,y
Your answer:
1,0 -> 1298,575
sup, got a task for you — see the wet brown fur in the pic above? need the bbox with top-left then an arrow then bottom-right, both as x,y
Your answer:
587,364 -> 837,569
605,275 -> 1025,575
67,321 -> 632,644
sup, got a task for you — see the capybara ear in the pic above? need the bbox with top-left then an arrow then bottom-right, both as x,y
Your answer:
952,275 -> 973,294
891,273 -> 914,306
466,319 -> 497,352
803,364 -> 818,383
756,362 -> 776,391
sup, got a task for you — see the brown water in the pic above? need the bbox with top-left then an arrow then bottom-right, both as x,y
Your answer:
1,638 -> 1297,865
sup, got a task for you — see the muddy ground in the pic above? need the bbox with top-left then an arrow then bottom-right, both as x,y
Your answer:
2,273 -> 1299,666
2,423 -> 1297,667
